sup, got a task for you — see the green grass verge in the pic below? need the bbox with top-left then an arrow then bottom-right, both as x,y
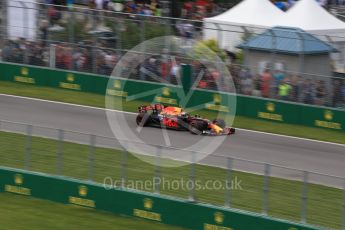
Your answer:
1,81 -> 345,144
0,131 -> 342,229
0,193 -> 184,230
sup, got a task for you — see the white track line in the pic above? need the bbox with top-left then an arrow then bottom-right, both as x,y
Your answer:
1,93 -> 345,148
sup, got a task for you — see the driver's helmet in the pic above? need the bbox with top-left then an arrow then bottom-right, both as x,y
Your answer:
181,112 -> 187,117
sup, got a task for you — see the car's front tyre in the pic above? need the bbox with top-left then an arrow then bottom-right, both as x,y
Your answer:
189,121 -> 204,135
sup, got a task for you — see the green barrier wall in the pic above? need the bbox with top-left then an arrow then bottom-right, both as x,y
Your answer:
0,167 -> 320,230
0,62 -> 344,132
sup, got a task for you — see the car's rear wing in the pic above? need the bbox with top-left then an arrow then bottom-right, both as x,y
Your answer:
138,104 -> 164,113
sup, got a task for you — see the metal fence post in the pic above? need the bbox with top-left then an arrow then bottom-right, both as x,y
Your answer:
262,163 -> 271,215
165,18 -> 170,37
68,7 -> 75,44
298,31 -> 306,74
56,129 -> 64,175
140,17 -> 146,44
120,144 -> 128,189
139,17 -> 146,81
116,18 -> 123,57
22,2 -> 29,42
342,179 -> 345,230
24,125 -> 33,170
301,171 -> 309,223
91,12 -> 97,74
270,30 -> 276,73
164,18 -> 171,53
215,23 -> 222,50
1,0 -> 8,40
188,152 -> 196,202
224,157 -> 233,208
88,134 -> 96,181
92,45 -> 97,74
154,147 -> 161,194
49,44 -> 56,68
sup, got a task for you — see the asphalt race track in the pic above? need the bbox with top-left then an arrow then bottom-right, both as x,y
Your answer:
1,94 -> 345,187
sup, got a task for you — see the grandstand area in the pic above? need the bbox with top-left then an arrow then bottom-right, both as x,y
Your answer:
1,0 -> 345,230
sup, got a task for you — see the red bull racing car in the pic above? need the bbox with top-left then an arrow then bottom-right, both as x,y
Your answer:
136,104 -> 236,136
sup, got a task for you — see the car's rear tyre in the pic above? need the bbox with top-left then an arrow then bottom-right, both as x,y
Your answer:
189,121 -> 204,135
136,113 -> 148,126
212,119 -> 226,128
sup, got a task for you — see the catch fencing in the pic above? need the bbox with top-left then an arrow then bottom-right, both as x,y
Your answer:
0,119 -> 344,229
1,1 -> 345,108
0,166 -> 318,230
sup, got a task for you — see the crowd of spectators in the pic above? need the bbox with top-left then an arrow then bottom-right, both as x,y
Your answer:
322,0 -> 345,6
230,66 -> 345,107
86,0 -> 229,19
53,41 -> 121,75
180,0 -> 230,20
2,38 -> 345,108
1,39 -> 47,66
272,0 -> 343,11
0,38 -> 120,75
86,0 -> 164,17
134,56 -> 227,90
42,0 -> 344,21
43,0 -> 230,19
122,0 -> 163,16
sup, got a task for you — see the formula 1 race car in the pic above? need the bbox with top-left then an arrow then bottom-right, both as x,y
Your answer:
136,104 -> 236,136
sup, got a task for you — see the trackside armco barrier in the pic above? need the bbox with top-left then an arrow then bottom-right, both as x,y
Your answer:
0,166 -> 320,230
0,62 -> 344,132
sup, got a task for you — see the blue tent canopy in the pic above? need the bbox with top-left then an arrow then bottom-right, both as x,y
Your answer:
238,26 -> 338,55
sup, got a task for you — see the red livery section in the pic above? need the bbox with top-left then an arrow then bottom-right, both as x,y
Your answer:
163,117 -> 179,128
